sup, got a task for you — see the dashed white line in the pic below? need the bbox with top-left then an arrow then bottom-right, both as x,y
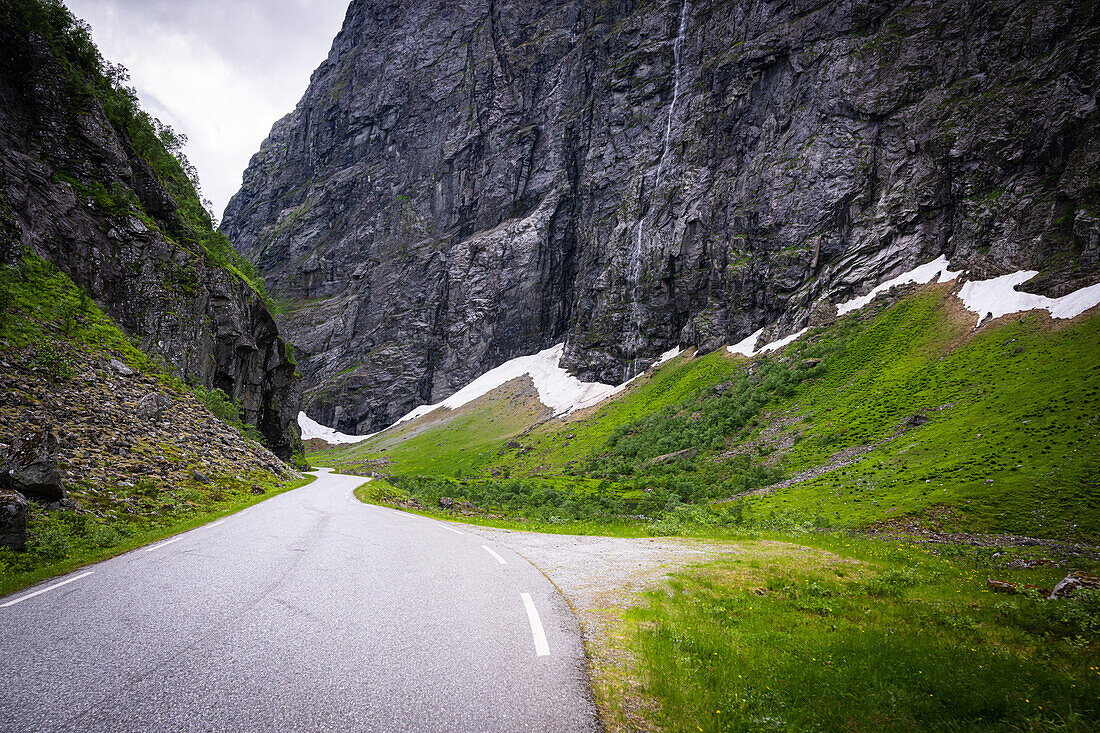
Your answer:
481,545 -> 507,564
1,571 -> 95,608
440,525 -> 466,535
145,535 -> 186,552
206,520 -> 225,529
520,592 -> 550,657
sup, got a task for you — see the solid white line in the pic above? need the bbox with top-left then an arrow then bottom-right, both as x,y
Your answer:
481,545 -> 507,564
520,592 -> 550,657
1,571 -> 95,608
145,535 -> 186,552
440,525 -> 465,535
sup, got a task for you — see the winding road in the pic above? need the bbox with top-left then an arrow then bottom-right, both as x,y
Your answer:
0,470 -> 599,732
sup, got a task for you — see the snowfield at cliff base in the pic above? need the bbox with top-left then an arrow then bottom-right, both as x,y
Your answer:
301,260 -> 1100,443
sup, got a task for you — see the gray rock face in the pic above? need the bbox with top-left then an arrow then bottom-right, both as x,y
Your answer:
0,8 -> 302,458
0,429 -> 63,501
0,489 -> 28,550
222,0 -> 1100,435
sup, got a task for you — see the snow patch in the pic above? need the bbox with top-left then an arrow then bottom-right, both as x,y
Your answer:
726,327 -> 808,357
727,328 -> 764,357
653,345 -> 682,367
757,328 -> 809,354
957,271 -> 1100,325
395,344 -> 625,424
298,411 -> 375,445
837,255 -> 961,315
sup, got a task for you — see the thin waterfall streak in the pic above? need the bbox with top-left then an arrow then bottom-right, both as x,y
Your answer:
625,0 -> 691,369
654,0 -> 690,191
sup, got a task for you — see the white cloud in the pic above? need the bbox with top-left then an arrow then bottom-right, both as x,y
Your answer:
64,0 -> 349,219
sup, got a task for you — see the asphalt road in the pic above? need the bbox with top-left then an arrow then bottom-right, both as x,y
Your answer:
0,470 -> 599,732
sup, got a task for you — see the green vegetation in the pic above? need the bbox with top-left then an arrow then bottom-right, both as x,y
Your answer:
189,384 -> 265,444
0,474 -> 315,598
0,252 -> 262,444
317,285 -> 1100,543
605,536 -> 1099,732
0,251 -> 159,376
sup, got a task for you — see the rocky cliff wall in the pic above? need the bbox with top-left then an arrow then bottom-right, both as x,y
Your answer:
222,0 -> 1100,435
0,1 -> 302,458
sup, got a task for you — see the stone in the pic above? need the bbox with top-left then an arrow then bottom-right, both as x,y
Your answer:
0,429 -> 64,501
1049,571 -> 1100,600
136,392 -> 174,422
192,470 -> 210,484
250,485 -> 265,495
907,414 -> 929,427
438,497 -> 454,510
651,447 -> 698,464
108,359 -> 134,377
0,489 -> 29,550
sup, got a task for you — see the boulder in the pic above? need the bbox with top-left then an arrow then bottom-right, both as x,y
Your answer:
250,485 -> 265,495
108,358 -> 135,376
438,497 -> 453,510
192,470 -> 210,484
136,392 -> 173,421
1049,571 -> 1100,599
0,489 -> 29,550
0,429 -> 64,500
651,447 -> 698,464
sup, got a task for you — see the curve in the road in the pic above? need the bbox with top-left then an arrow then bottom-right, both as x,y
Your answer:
0,469 -> 599,733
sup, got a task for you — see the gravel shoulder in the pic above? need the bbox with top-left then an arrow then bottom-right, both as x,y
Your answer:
459,525 -> 746,730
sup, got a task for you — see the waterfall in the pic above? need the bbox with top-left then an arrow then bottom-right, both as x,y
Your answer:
623,0 -> 691,380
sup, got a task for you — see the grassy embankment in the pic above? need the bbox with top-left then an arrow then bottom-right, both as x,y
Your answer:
597,534 -> 1098,732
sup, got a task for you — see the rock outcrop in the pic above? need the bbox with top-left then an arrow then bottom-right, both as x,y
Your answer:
222,0 -> 1100,434
0,2 -> 302,457
0,488 -> 28,550
0,428 -> 63,500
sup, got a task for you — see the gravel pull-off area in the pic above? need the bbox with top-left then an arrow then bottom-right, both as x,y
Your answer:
461,526 -> 744,729
465,527 -> 724,611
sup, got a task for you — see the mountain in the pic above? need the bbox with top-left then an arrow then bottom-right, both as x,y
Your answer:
223,0 -> 1100,436
0,0 -> 302,458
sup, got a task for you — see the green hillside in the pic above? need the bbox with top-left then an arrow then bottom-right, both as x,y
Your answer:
312,283 -> 1100,541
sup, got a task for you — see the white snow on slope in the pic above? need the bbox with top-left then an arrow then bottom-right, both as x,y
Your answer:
301,343 -> 687,444
726,327 -> 809,357
653,345 -> 683,367
836,255 -> 962,315
727,328 -> 765,357
957,271 -> 1100,325
395,343 -> 623,425
298,411 -> 375,445
758,328 -> 809,354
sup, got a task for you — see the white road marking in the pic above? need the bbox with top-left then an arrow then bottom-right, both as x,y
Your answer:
520,592 -> 550,657
1,571 -> 95,608
440,525 -> 466,535
481,545 -> 507,564
145,535 -> 186,552
206,520 -> 225,529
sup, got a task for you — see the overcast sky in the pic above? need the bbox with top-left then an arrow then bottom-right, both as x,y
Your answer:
66,0 -> 351,220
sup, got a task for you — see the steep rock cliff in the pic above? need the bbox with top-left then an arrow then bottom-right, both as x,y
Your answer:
0,0 -> 302,458
223,0 -> 1100,435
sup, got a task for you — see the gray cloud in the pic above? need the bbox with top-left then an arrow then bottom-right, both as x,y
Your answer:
65,0 -> 350,217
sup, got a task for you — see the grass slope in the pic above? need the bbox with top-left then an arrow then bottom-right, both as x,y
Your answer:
316,284 -> 1100,541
